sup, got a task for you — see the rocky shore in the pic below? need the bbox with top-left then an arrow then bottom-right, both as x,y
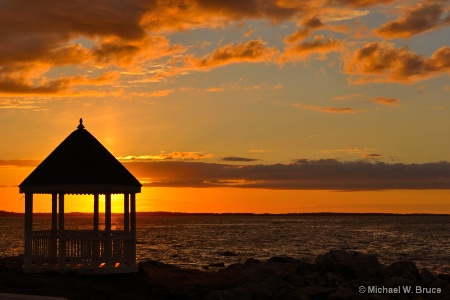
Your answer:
1,250 -> 449,299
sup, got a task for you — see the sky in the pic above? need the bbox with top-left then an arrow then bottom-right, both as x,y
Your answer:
1,0 -> 450,213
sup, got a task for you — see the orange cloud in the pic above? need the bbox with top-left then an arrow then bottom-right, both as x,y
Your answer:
0,72 -> 119,96
0,160 -> 39,168
294,103 -> 362,114
376,0 -> 450,38
284,16 -> 324,44
370,97 -> 399,106
142,0 -> 299,32
330,0 -> 396,8
118,152 -> 214,161
92,35 -> 186,68
205,87 -> 225,92
185,40 -> 279,70
344,42 -> 450,83
281,35 -> 342,62
332,93 -> 363,100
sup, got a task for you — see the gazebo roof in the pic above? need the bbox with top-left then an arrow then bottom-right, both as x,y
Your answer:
19,119 -> 141,194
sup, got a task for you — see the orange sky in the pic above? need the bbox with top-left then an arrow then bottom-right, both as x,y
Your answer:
1,1 -> 450,214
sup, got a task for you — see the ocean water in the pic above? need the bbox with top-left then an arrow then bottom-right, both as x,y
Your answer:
1,215 -> 449,273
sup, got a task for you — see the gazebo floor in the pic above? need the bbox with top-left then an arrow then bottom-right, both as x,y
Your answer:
25,262 -> 138,274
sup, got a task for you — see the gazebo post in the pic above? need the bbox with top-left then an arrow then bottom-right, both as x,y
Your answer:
124,193 -> 129,231
58,193 -> 66,267
93,194 -> 99,231
51,193 -> 58,261
105,193 -> 112,264
130,193 -> 136,264
24,192 -> 33,271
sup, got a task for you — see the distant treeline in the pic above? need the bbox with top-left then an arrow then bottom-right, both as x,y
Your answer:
0,210 -> 448,217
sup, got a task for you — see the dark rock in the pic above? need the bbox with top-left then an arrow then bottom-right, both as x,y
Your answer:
420,268 -> 437,285
316,250 -> 382,279
325,272 -> 347,287
206,287 -> 253,300
386,260 -> 419,283
427,278 -> 448,289
284,273 -> 306,287
242,276 -> 296,299
329,285 -> 364,300
298,285 -> 336,297
268,256 -> 297,264
209,262 -> 225,268
437,273 -> 450,283
245,258 -> 261,264
384,276 -> 415,288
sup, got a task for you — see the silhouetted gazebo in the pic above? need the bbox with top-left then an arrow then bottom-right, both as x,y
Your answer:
19,119 -> 142,273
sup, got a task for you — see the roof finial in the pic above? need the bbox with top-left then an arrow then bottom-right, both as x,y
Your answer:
77,118 -> 85,130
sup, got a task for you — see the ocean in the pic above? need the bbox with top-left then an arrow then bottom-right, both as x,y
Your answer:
1,214 -> 449,273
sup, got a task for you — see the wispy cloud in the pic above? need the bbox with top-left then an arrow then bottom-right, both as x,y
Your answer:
249,149 -> 272,153
221,156 -> 260,162
117,151 -> 214,161
294,103 -> 363,114
0,160 -> 40,168
205,87 -> 225,92
370,96 -> 399,106
332,93 -> 363,101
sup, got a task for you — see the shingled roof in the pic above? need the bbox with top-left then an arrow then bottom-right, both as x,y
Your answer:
19,119 -> 141,194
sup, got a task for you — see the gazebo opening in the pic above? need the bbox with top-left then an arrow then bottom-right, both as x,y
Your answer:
19,119 -> 142,274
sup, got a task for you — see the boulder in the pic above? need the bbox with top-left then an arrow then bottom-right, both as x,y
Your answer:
329,285 -> 364,300
385,260 -> 419,283
242,275 -> 297,299
206,287 -> 253,300
268,256 -> 297,264
316,250 -> 382,279
420,268 -> 437,285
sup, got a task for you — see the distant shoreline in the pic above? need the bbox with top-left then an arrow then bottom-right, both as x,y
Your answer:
1,210 -> 449,217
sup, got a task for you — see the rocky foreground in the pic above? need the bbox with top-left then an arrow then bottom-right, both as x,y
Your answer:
1,250 -> 449,299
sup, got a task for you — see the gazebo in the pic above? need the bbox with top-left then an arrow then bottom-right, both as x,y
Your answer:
19,119 -> 142,274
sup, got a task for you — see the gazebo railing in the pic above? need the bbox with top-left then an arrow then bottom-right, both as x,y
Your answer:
31,230 -> 135,265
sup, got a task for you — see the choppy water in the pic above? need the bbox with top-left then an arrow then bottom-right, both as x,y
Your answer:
1,215 -> 449,273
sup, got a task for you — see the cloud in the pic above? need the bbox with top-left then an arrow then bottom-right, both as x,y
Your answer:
205,87 -> 225,92
281,35 -> 342,62
249,149 -> 272,153
117,152 -> 214,161
142,0 -> 299,32
221,156 -> 260,162
294,103 -> 363,114
344,42 -> 450,83
284,16 -> 324,44
0,160 -> 40,168
185,40 -> 279,70
332,93 -> 363,100
329,0 -> 396,8
122,160 -> 450,190
0,98 -> 49,110
362,153 -> 383,161
0,72 -> 120,96
370,97 -> 399,106
376,1 -> 450,38
321,148 -> 376,154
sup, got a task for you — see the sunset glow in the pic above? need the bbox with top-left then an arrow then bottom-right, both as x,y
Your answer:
1,0 -> 450,213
